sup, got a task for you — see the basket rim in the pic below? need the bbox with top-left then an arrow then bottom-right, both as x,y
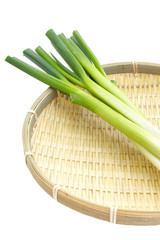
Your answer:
22,62 -> 160,225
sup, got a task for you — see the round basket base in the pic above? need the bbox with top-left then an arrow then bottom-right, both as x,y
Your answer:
23,62 -> 160,225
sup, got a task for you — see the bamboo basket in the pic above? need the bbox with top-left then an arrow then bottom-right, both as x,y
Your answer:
23,62 -> 160,225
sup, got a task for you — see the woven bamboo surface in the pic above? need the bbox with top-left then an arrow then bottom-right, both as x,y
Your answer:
23,63 -> 160,225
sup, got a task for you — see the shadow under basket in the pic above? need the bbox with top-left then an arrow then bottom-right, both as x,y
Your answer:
23,62 -> 160,225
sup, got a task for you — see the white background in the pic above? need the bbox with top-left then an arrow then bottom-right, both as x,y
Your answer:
1,0 -> 160,239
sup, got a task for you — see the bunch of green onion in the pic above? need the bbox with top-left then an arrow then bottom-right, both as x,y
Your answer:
5,29 -> 160,170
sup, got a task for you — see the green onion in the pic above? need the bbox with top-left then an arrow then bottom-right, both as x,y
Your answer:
72,30 -> 107,77
35,46 -> 84,87
5,56 -> 78,95
50,52 -> 81,81
5,28 -> 160,170
70,35 -> 92,63
23,48 -> 67,81
46,29 -> 86,78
